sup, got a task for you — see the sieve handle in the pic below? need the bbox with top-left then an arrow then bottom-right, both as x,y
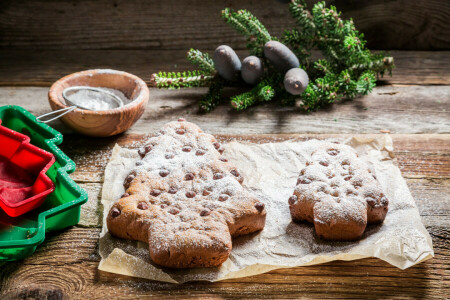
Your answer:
36,106 -> 77,124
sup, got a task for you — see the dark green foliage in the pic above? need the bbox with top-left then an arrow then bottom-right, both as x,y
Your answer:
221,8 -> 272,57
187,49 -> 216,74
356,71 -> 377,94
152,1 -> 394,112
288,0 -> 393,111
199,77 -> 226,112
231,80 -> 275,110
150,71 -> 213,89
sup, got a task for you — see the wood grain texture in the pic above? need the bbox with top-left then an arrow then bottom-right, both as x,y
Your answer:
0,0 -> 448,50
0,50 -> 449,86
1,85 -> 449,135
0,218 -> 448,299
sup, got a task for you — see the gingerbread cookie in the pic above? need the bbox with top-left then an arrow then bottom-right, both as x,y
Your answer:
107,119 -> 266,268
288,142 -> 388,241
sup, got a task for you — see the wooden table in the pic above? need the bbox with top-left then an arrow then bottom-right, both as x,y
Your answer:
0,49 -> 448,299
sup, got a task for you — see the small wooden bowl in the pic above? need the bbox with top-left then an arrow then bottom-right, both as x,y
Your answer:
48,69 -> 149,137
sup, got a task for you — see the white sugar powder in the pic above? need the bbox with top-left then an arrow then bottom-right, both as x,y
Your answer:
65,87 -> 130,111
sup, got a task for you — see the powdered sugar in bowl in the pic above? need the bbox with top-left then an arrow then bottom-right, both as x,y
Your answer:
48,69 -> 149,137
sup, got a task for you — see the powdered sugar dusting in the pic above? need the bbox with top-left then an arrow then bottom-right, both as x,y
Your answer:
106,120 -> 265,268
290,142 -> 388,239
99,135 -> 433,283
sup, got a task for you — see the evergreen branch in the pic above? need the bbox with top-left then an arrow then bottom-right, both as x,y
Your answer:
301,73 -> 340,111
235,9 -> 271,42
199,77 -> 226,112
154,2 -> 394,113
150,71 -> 213,89
187,49 -> 216,74
337,69 -> 358,99
313,59 -> 334,75
230,91 -> 259,111
256,85 -> 275,101
282,29 -> 311,66
222,8 -> 271,57
350,54 -> 395,76
231,81 -> 275,110
221,8 -> 252,37
305,1 -> 394,79
356,71 -> 376,94
289,0 -> 316,36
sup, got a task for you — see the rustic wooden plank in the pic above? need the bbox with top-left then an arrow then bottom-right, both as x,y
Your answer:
0,50 -> 448,86
78,183 -> 103,228
407,179 -> 450,217
0,0 -> 448,50
0,86 -> 449,135
0,218 -> 448,299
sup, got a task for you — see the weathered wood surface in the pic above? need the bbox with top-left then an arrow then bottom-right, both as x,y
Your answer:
1,134 -> 449,299
0,0 -> 449,50
0,221 -> 448,299
1,85 -> 449,135
0,50 -> 449,86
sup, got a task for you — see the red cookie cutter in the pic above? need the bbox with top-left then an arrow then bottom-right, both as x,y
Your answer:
0,119 -> 55,217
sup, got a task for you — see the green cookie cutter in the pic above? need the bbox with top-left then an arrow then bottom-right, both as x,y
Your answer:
0,105 -> 88,261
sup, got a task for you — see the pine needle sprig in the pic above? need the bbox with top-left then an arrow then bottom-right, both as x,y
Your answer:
289,0 -> 316,37
356,71 -> 376,94
301,75 -> 340,111
150,71 -> 213,89
230,80 -> 275,110
221,8 -> 272,57
235,9 -> 271,42
337,70 -> 358,99
350,53 -> 394,76
221,8 -> 252,38
199,77 -> 226,112
187,49 -> 216,74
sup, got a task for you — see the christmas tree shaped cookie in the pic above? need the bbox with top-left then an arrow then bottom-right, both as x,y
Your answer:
288,142 -> 389,241
107,119 -> 266,268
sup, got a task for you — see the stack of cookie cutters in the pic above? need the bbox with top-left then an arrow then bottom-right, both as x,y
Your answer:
0,105 -> 88,262
0,119 -> 55,217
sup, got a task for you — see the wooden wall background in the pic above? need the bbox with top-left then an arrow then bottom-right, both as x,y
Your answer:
0,0 -> 449,51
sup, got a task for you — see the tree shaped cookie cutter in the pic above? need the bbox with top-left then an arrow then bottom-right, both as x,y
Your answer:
0,119 -> 55,217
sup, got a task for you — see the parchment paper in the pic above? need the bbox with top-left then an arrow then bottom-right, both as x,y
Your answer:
98,135 -> 433,283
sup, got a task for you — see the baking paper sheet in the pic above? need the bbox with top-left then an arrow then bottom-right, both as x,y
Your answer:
98,135 -> 433,283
